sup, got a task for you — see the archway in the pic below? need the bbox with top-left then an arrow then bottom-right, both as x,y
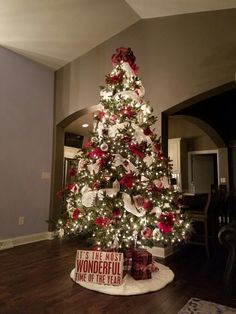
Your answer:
49,105 -> 100,229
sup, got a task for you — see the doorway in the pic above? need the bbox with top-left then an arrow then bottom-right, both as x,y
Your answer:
188,151 -> 218,194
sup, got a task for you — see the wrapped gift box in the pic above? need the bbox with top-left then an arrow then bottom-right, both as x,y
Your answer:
131,249 -> 152,280
123,248 -> 133,276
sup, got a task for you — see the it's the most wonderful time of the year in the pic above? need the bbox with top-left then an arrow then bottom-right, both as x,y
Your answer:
75,250 -> 124,286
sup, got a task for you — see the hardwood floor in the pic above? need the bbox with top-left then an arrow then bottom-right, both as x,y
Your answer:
0,238 -> 235,314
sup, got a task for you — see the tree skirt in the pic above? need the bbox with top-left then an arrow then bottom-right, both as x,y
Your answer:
70,263 -> 174,296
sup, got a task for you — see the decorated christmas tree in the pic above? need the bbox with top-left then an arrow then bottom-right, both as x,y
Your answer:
57,47 -> 189,251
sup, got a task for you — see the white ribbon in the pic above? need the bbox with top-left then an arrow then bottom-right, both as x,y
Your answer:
131,123 -> 153,145
113,154 -> 138,174
87,161 -> 100,174
81,181 -> 120,207
108,122 -> 129,138
122,193 -> 146,217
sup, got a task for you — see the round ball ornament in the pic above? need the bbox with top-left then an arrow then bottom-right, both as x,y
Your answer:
91,137 -> 97,143
100,142 -> 108,151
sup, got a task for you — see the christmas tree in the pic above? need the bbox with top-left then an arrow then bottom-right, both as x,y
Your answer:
57,47 -> 189,251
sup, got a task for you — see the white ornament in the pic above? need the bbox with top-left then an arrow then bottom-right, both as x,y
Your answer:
91,137 -> 97,143
100,142 -> 108,151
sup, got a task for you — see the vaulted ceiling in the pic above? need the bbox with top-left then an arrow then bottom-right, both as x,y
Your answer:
1,0 -> 236,70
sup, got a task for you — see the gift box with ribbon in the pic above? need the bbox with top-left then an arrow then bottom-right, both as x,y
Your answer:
131,249 -> 152,280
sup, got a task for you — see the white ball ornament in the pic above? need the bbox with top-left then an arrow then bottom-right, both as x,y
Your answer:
91,137 -> 97,143
100,142 -> 108,151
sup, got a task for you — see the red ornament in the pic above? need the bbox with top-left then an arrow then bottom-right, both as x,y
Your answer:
96,110 -> 105,121
134,195 -> 145,208
143,199 -> 153,211
68,167 -> 76,177
112,208 -> 121,218
89,148 -> 105,159
157,213 -> 175,234
120,106 -> 134,119
119,173 -> 135,189
109,114 -> 118,124
143,126 -> 152,136
72,208 -> 79,220
95,217 -> 111,228
141,227 -> 152,239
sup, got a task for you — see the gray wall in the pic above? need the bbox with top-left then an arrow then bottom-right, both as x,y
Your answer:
55,9 -> 236,134
0,47 -> 54,239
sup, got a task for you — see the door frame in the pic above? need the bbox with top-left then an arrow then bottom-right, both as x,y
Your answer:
188,149 -> 219,193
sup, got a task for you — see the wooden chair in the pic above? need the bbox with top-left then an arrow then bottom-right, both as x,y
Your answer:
218,221 -> 236,301
187,186 -> 219,258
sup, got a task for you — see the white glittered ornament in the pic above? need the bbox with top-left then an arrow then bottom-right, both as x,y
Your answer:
91,137 -> 97,143
100,142 -> 108,151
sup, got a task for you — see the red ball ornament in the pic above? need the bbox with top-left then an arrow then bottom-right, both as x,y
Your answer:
143,199 -> 153,211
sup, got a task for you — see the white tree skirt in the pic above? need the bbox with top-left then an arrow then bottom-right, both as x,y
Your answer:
70,263 -> 174,296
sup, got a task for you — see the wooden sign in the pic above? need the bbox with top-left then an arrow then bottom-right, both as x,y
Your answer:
75,250 -> 123,286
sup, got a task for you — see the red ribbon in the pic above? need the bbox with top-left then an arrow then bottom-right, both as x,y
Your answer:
133,263 -> 152,272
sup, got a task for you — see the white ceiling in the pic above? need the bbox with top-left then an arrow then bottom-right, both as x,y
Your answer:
126,0 -> 236,18
1,0 -> 236,70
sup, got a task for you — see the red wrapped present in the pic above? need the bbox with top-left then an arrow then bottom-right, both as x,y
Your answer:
123,248 -> 133,276
131,249 -> 152,280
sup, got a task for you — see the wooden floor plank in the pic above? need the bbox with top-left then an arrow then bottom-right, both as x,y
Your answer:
0,239 -> 234,314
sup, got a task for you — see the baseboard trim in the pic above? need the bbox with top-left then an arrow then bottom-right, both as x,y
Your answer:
0,231 -> 56,250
